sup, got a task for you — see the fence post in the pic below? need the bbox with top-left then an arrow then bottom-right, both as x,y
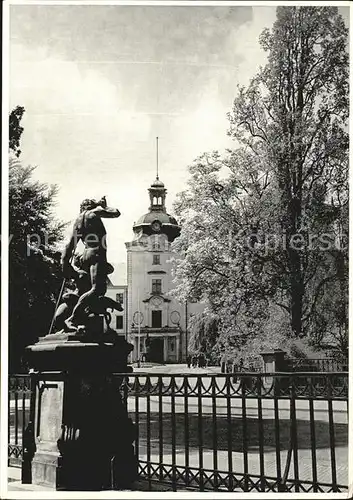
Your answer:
260,349 -> 287,373
260,349 -> 286,396
21,373 -> 37,484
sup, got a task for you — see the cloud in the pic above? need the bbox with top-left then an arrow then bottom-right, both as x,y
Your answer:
9,43 -> 153,184
173,82 -> 232,162
11,49 -> 117,114
9,7 -> 278,266
10,46 -> 152,145
229,7 -> 277,86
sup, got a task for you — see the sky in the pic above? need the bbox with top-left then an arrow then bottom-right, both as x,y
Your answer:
9,4 -> 348,283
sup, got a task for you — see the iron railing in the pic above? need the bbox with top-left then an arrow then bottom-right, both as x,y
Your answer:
8,371 -> 348,492
286,357 -> 348,372
121,372 -> 348,493
221,357 -> 349,374
8,374 -> 35,469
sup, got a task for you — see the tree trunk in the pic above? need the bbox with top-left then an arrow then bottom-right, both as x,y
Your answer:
290,273 -> 304,337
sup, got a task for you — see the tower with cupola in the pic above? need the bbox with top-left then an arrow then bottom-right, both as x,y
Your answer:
125,139 -> 204,363
125,170 -> 184,363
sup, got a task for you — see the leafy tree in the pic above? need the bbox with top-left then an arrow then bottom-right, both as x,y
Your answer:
9,106 -> 25,157
228,6 -> 348,339
171,151 -> 278,357
188,310 -> 219,361
9,108 -> 65,372
172,7 -> 348,359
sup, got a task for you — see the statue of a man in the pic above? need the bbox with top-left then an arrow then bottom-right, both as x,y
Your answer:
61,196 -> 120,331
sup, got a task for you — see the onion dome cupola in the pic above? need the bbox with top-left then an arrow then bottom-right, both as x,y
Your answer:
133,175 -> 181,242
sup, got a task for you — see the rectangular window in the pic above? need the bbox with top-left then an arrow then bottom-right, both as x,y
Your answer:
153,254 -> 160,265
116,293 -> 124,305
152,279 -> 162,294
116,316 -> 123,330
152,310 -> 162,328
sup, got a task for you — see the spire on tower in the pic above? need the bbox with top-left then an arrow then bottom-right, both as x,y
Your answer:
156,136 -> 159,180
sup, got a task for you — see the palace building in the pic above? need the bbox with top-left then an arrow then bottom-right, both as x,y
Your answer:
105,284 -> 128,338
124,175 -> 203,363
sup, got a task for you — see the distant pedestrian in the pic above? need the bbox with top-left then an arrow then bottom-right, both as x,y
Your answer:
221,358 -> 226,373
187,355 -> 191,368
199,353 -> 206,368
192,355 -> 197,368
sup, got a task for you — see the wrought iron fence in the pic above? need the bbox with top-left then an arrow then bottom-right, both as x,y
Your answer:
8,371 -> 348,493
8,374 -> 35,468
121,372 -> 348,493
222,356 -> 348,374
286,357 -> 348,373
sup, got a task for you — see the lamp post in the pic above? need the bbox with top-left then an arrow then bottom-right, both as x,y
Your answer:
137,287 -> 142,367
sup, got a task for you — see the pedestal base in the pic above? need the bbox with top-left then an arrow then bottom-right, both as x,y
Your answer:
32,451 -> 58,487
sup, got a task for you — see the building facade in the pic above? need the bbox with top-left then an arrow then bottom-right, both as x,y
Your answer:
105,284 -> 128,338
125,176 -> 202,363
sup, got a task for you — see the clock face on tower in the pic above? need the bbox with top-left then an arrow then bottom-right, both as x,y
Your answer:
151,220 -> 161,232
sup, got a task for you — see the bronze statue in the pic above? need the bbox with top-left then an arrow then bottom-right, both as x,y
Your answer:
60,196 -> 121,332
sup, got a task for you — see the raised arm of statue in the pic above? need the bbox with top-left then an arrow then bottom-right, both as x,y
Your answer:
93,206 -> 121,218
92,197 -> 121,219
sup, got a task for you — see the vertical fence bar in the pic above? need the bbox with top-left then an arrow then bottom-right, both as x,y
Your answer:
122,375 -> 129,410
22,380 -> 26,458
158,376 -> 164,482
309,376 -> 318,492
273,375 -> 282,487
8,381 -> 11,465
290,377 -> 300,492
134,377 -> 140,476
241,375 -> 249,492
22,373 -> 37,484
327,375 -> 338,492
197,375 -> 204,491
257,375 -> 265,491
226,375 -> 233,491
14,386 -> 19,446
171,376 -> 177,491
184,375 -> 190,487
211,376 -> 218,491
146,375 -> 151,489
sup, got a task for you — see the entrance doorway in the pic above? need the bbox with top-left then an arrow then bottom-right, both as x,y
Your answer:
147,338 -> 164,363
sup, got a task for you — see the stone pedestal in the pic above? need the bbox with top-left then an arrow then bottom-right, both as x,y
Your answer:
25,330 -> 137,491
260,349 -> 287,396
260,348 -> 286,373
